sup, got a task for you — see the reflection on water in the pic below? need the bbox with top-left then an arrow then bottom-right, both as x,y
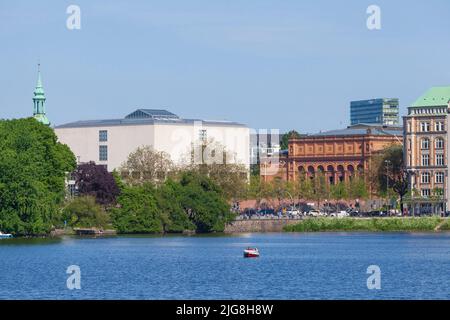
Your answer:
0,237 -> 62,246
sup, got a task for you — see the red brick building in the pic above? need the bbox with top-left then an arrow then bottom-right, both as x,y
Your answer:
261,124 -> 403,184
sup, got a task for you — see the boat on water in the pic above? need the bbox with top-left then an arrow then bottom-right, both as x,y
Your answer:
243,247 -> 259,258
0,231 -> 13,239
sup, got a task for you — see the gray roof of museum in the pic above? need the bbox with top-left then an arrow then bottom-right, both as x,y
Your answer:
310,124 -> 402,137
55,109 -> 247,128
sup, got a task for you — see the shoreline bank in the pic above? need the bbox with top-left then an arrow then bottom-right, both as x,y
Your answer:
5,217 -> 450,238
284,217 -> 450,232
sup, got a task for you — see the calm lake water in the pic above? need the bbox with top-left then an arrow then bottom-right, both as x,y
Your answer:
1,232 -> 450,300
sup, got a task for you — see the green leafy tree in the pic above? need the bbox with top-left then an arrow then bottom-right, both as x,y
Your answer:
111,183 -> 165,233
347,176 -> 368,200
177,171 -> 233,233
0,118 -> 76,235
330,182 -> 348,203
373,145 -> 408,213
297,173 -> 314,201
183,139 -> 248,201
370,144 -> 403,195
280,130 -> 301,150
270,177 -> 286,206
312,172 -> 328,207
62,196 -> 110,228
155,180 -> 195,232
111,171 -> 231,234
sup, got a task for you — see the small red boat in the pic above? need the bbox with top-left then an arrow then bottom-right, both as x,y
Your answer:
243,247 -> 259,258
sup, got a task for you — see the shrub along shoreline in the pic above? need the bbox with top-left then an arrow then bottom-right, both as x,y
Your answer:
283,217 -> 450,232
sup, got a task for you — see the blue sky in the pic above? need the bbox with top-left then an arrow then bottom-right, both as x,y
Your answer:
1,0 -> 450,133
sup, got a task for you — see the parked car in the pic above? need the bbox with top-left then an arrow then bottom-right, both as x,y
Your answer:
348,210 -> 361,217
258,208 -> 275,215
368,210 -> 388,217
307,210 -> 326,217
242,208 -> 257,216
329,211 -> 350,218
388,209 -> 400,216
286,208 -> 301,216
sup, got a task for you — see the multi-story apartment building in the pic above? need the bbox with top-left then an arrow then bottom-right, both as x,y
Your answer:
404,86 -> 450,215
350,98 -> 399,126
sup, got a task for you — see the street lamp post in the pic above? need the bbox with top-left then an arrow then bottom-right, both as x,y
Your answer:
285,190 -> 294,210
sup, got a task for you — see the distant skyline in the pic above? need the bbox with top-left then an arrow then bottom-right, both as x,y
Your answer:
1,0 -> 450,134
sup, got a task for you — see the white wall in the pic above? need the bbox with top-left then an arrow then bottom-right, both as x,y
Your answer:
55,124 -> 155,170
55,122 -> 249,171
153,123 -> 250,168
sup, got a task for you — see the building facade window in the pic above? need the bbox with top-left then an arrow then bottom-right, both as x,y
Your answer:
436,172 -> 445,184
435,121 -> 445,132
421,189 -> 431,198
436,154 -> 444,166
421,138 -> 429,150
420,122 -> 430,132
421,172 -> 430,184
435,138 -> 444,149
99,130 -> 108,142
99,145 -> 108,161
199,129 -> 207,143
421,154 -> 429,166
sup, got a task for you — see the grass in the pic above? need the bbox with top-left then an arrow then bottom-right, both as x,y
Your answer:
283,217 -> 444,232
437,219 -> 450,231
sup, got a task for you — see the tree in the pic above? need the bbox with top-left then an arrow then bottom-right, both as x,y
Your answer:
297,173 -> 314,202
246,174 -> 272,208
0,118 -> 76,235
372,145 -> 409,214
370,144 -> 403,195
392,170 -> 409,215
347,176 -> 368,200
111,183 -> 166,233
312,172 -> 328,208
62,196 -> 110,228
330,182 -> 348,203
280,130 -> 301,150
73,162 -> 120,206
119,146 -> 174,185
183,139 -> 248,201
270,177 -> 287,207
155,180 -> 195,232
110,171 -> 231,234
177,171 -> 233,233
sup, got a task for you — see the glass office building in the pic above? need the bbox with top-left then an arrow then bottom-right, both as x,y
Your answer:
350,98 -> 399,126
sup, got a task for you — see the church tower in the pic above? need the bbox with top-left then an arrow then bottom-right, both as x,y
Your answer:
33,64 -> 50,126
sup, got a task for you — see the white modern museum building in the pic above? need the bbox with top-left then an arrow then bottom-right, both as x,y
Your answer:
54,109 -> 250,171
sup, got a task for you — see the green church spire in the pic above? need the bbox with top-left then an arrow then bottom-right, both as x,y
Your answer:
33,63 -> 50,126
